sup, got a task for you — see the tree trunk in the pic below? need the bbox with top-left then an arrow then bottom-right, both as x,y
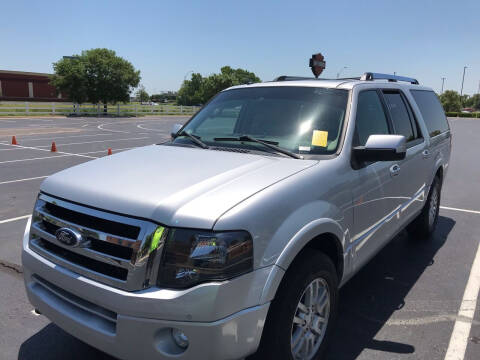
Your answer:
104,103 -> 108,114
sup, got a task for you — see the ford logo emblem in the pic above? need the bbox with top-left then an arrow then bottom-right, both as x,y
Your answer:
55,228 -> 83,247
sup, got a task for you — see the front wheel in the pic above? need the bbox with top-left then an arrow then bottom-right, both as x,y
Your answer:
255,251 -> 338,360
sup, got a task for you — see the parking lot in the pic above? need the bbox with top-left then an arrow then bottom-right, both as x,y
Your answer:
0,116 -> 479,360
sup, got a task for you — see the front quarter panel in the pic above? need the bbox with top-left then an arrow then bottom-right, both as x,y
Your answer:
214,158 -> 353,285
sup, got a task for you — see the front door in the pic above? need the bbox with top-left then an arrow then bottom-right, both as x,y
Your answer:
350,89 -> 398,270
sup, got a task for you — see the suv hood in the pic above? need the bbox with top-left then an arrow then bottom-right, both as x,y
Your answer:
41,145 -> 317,228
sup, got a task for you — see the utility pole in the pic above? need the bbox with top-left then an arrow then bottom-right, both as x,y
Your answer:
441,77 -> 446,94
460,66 -> 468,96
477,80 -> 480,95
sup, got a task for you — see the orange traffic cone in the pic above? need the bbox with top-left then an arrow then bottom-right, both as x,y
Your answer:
107,148 -> 112,155
11,136 -> 17,145
50,142 -> 57,152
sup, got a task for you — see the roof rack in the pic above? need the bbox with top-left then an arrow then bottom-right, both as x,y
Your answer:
273,76 -> 319,81
360,72 -> 419,85
273,73 -> 419,85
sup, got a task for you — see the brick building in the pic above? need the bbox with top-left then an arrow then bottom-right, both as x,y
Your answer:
0,70 -> 67,101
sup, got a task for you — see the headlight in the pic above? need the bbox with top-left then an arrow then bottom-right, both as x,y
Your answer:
157,229 -> 253,289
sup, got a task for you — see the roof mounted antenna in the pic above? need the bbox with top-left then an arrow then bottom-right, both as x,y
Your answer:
361,72 -> 419,85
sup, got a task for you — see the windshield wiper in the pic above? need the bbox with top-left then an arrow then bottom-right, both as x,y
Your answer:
214,135 -> 302,159
174,131 -> 209,149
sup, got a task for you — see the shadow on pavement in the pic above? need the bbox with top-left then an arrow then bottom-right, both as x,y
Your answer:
18,322 -> 115,360
18,216 -> 454,360
326,215 -> 455,359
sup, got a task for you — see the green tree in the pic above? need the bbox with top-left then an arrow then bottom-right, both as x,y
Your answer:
469,94 -> 480,110
51,48 -> 140,113
439,90 -> 462,112
136,85 -> 150,103
177,66 -> 260,105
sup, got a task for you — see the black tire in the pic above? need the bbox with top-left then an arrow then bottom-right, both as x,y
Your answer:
255,250 -> 338,360
407,175 -> 442,239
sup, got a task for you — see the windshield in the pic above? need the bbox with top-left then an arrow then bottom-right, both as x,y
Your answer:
174,86 -> 349,155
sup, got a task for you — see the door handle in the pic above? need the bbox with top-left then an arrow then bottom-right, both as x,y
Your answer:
422,149 -> 431,159
390,164 -> 401,177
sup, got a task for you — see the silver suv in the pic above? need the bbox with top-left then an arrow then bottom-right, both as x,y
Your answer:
22,72 -> 451,360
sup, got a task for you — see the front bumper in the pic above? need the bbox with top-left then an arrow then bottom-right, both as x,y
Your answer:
22,221 -> 272,360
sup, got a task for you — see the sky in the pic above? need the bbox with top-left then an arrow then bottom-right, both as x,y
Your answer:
2,0 -> 480,95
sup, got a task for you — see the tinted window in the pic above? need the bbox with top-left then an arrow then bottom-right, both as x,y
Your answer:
383,92 -> 415,142
179,87 -> 348,155
411,90 -> 449,137
354,91 -> 390,146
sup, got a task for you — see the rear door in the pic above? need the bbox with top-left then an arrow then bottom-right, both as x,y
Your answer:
409,90 -> 452,187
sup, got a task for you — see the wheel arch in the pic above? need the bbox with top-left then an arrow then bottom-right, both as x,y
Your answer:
260,220 -> 346,304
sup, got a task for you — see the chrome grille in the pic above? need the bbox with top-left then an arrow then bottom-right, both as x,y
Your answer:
29,193 -> 165,291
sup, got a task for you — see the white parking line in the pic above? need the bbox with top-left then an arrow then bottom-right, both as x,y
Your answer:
34,136 -> 150,148
79,146 -> 136,154
0,154 -> 73,164
444,239 -> 480,360
97,123 -> 129,133
0,176 -> 48,185
137,123 -> 168,132
440,206 -> 480,215
13,133 -> 113,142
2,143 -> 97,159
0,215 -> 31,224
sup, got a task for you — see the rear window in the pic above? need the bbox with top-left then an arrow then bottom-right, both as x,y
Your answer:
410,90 -> 449,137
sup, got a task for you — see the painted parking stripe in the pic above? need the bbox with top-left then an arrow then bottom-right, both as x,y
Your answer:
0,176 -> 48,185
444,239 -> 480,360
97,123 -> 129,133
34,137 -> 150,148
12,133 -> 114,142
0,215 -> 31,224
440,206 -> 480,215
0,154 -> 73,164
79,146 -> 136,154
1,143 -> 97,159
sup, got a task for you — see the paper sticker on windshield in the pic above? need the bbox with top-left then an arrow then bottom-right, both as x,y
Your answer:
299,146 -> 311,152
312,130 -> 328,147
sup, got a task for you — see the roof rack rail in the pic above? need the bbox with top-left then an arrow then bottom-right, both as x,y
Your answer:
360,72 -> 419,85
273,76 -> 319,82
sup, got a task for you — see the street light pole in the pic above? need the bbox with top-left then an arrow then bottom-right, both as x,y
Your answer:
441,77 -> 446,94
336,66 -> 348,79
460,66 -> 468,96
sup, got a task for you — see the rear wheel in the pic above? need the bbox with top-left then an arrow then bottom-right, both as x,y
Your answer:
408,175 -> 441,238
255,251 -> 338,360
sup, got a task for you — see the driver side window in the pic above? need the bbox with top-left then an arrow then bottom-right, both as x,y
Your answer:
354,90 -> 390,146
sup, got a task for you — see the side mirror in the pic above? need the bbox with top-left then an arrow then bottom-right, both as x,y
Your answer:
353,134 -> 406,162
171,123 -> 183,138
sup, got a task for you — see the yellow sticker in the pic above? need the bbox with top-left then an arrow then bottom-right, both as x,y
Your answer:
311,130 -> 328,147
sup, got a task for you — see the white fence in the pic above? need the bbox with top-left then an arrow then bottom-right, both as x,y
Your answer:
0,102 -> 200,116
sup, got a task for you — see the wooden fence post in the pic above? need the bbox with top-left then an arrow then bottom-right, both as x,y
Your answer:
117,104 -> 120,116
25,102 -> 29,114
135,104 -> 138,116
52,102 -> 55,114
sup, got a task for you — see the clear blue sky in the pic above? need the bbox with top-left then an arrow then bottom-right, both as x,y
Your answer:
2,0 -> 479,95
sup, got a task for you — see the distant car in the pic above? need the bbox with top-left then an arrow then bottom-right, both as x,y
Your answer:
22,72 -> 451,360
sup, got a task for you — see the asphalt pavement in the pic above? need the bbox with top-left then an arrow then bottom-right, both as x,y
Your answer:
0,116 -> 479,360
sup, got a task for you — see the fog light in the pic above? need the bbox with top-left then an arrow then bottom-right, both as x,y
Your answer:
171,328 -> 189,349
